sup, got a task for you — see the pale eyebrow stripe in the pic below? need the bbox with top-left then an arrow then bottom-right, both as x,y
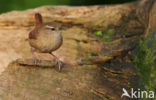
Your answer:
45,25 -> 54,29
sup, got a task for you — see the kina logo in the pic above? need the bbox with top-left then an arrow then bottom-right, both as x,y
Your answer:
121,88 -> 155,99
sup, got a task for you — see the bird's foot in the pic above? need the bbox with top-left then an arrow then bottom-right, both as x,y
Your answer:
32,56 -> 37,65
58,60 -> 62,71
50,53 -> 63,71
55,58 -> 62,72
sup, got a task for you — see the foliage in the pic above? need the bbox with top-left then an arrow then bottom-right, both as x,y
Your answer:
133,34 -> 156,95
0,0 -> 136,13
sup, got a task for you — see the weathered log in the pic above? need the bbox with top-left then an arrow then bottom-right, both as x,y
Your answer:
0,0 -> 155,100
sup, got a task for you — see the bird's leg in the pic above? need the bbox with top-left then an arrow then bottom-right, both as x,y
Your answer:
50,53 -> 62,71
31,47 -> 37,65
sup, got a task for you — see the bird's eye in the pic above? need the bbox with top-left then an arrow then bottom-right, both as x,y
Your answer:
51,27 -> 55,31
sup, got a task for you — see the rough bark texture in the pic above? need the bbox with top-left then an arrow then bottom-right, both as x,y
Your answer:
0,0 -> 155,100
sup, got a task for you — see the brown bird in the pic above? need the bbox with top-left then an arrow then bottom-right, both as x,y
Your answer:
28,13 -> 63,71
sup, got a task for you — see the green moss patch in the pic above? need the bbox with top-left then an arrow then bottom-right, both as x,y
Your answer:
133,34 -> 156,93
93,28 -> 115,42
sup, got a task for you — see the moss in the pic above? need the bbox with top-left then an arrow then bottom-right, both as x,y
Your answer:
87,52 -> 98,57
94,28 -> 115,42
102,28 -> 114,42
107,28 -> 114,35
87,52 -> 92,57
94,30 -> 103,36
133,34 -> 156,94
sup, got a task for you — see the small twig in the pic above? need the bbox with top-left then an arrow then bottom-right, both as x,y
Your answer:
78,56 -> 113,65
16,58 -> 57,67
16,56 -> 113,68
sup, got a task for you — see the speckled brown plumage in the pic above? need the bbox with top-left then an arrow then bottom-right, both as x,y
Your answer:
28,13 -> 63,71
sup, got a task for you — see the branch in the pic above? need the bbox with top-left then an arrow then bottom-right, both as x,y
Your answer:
16,58 -> 57,67
78,56 -> 113,65
16,55 -> 113,69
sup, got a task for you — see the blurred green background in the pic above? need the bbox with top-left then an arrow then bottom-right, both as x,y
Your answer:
0,0 -> 136,14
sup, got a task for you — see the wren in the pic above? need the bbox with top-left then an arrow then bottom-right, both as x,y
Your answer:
28,13 -> 63,71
